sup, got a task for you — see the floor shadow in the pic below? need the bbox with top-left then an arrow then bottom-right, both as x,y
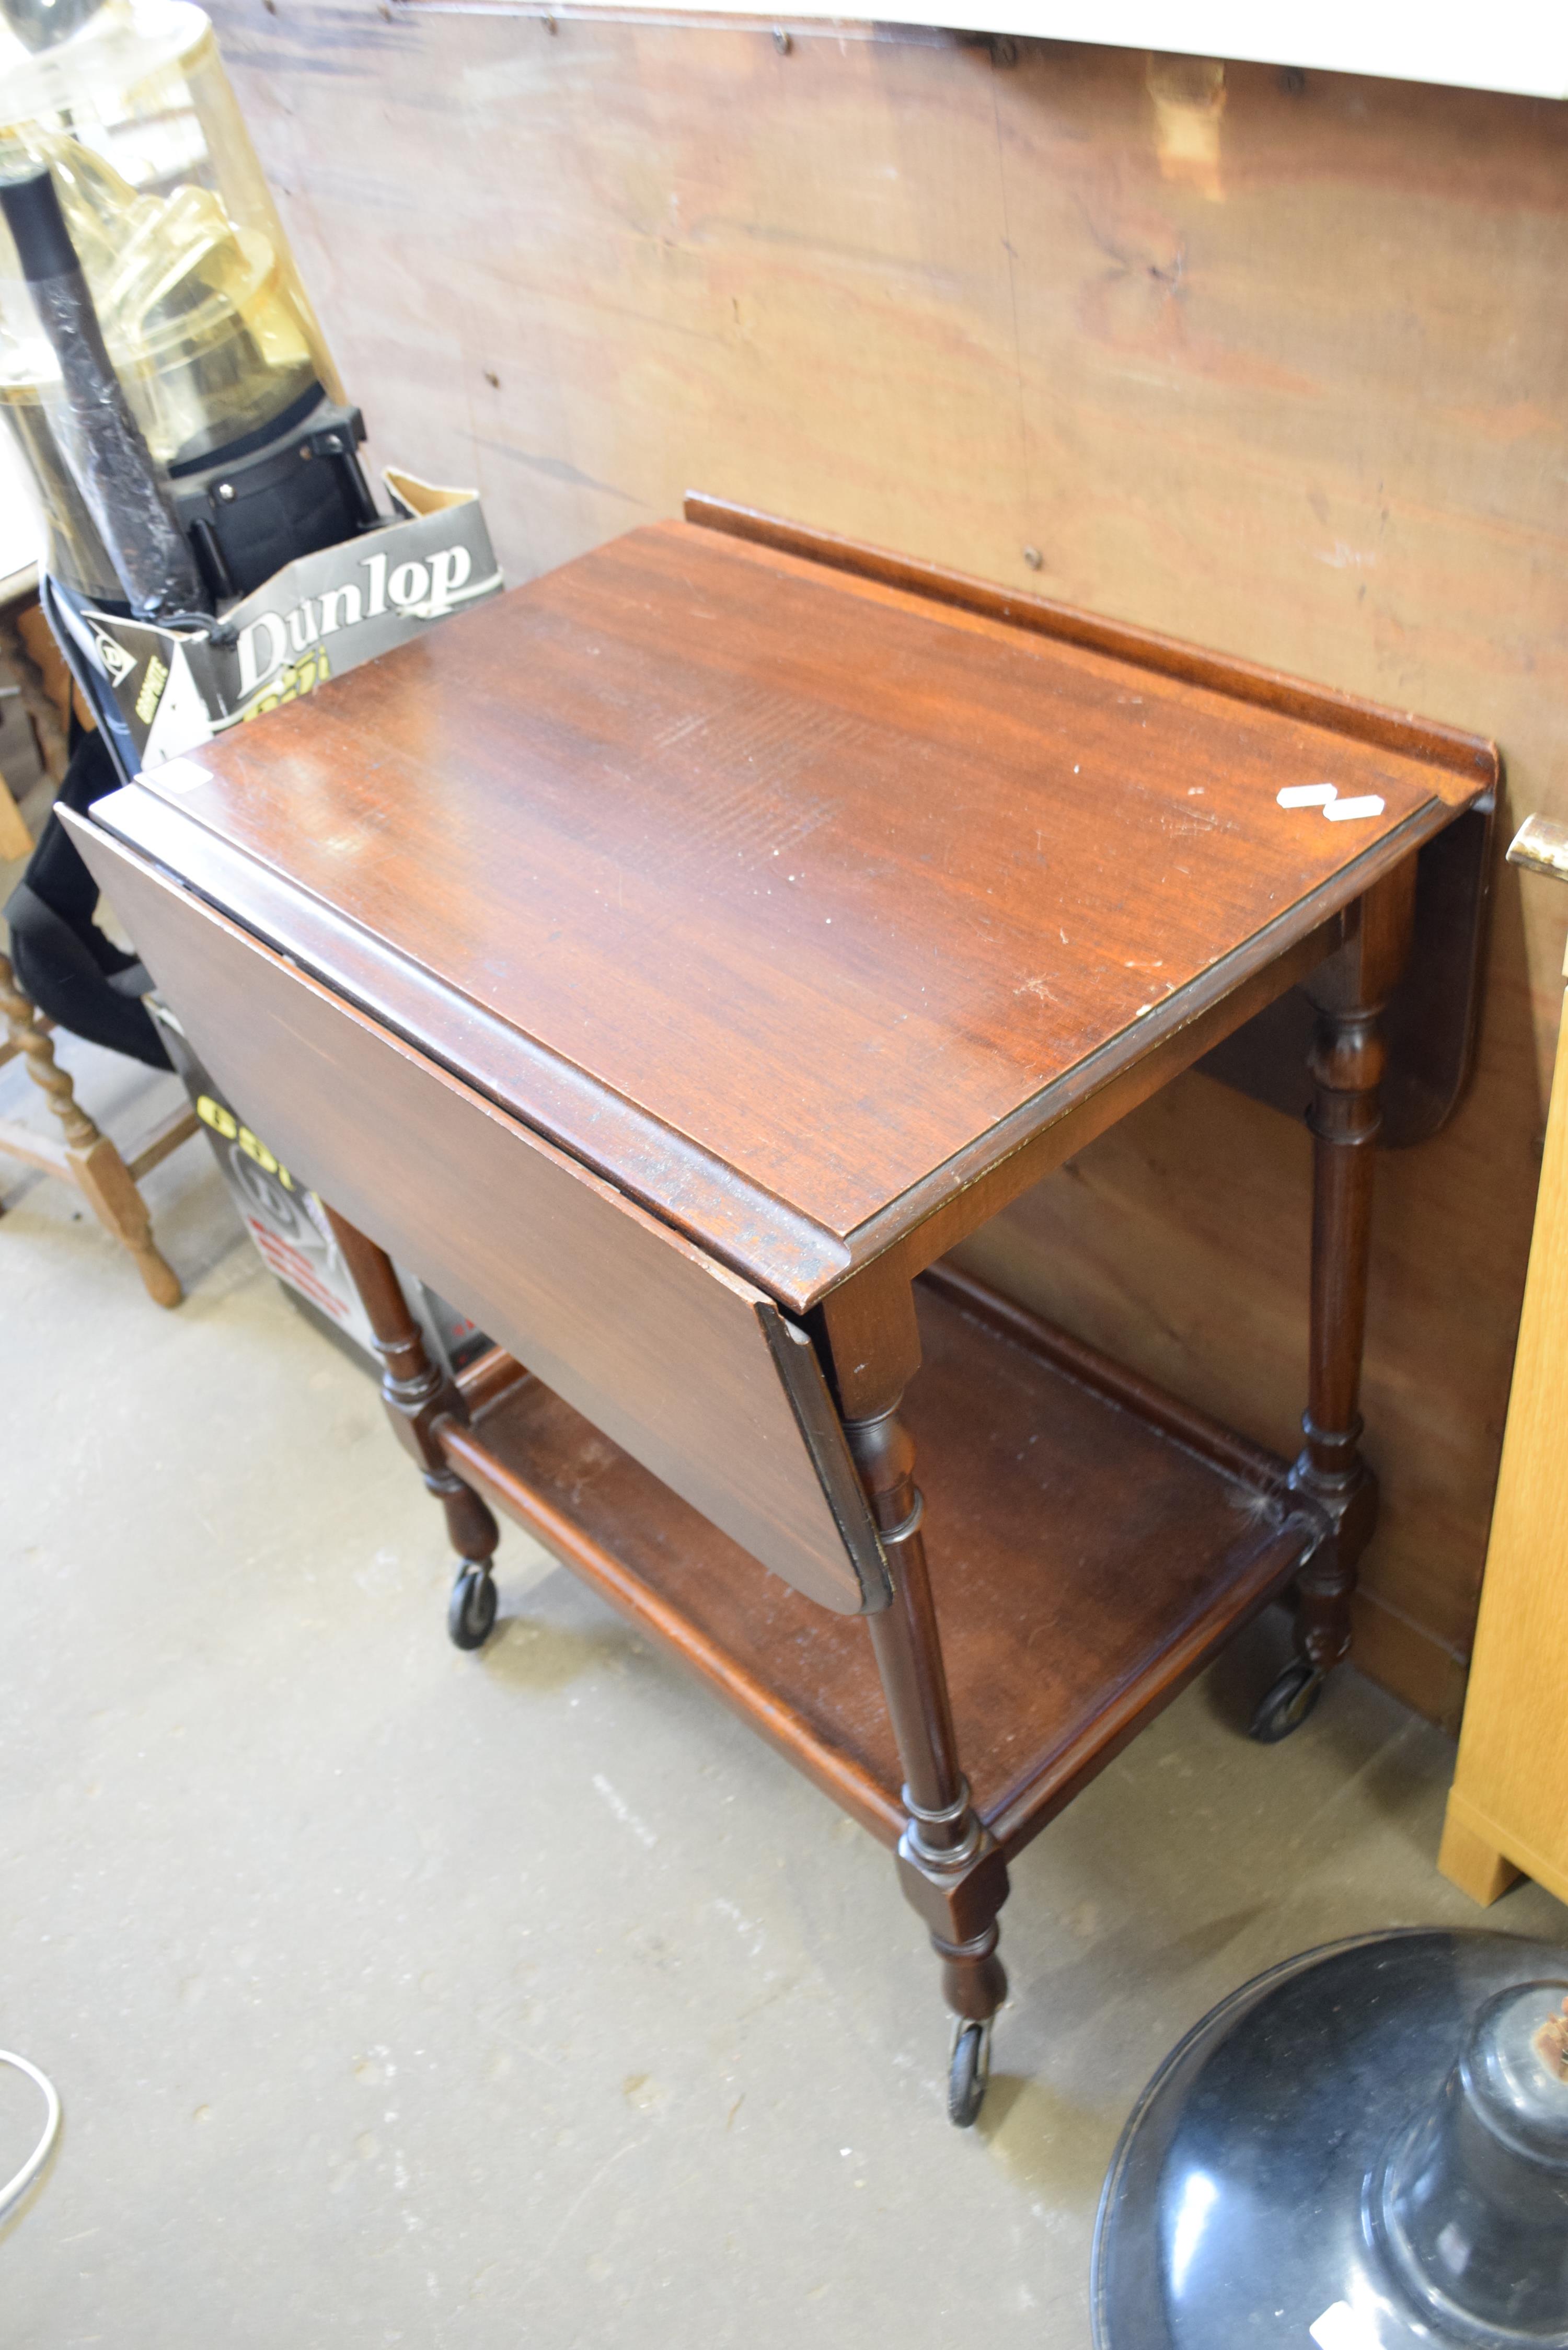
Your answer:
977,2070 -> 1121,2201
481,1598 -> 637,1695
1198,1603 -> 1298,1736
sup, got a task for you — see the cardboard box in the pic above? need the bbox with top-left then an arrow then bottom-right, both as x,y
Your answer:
149,998 -> 491,1381
73,467 -> 502,772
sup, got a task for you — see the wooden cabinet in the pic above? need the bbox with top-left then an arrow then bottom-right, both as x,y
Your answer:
1442,819 -> 1568,1910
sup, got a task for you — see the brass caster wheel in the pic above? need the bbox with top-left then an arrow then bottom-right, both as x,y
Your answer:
447,1566 -> 497,1651
1249,1658 -> 1325,1744
948,2015 -> 992,2128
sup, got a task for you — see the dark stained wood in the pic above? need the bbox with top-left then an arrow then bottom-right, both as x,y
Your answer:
61,811 -> 887,1616
89,766 -> 1350,1311
107,514 -> 1482,1308
1199,804 -> 1496,1148
844,1380 -> 1011,2026
691,502 -> 1497,1173
840,1389 -> 963,1831
64,490 -> 1493,2077
322,1204 -> 502,1578
813,1261 -> 924,1422
440,1268 -> 1313,1858
828,905 -> 1343,1295
87,779 -> 849,1307
1286,860 -> 1417,1677
684,497 -> 1497,791
64,494 -> 1479,2076
126,523 -> 1466,1222
63,478 -> 1487,2084
455,1343 -> 533,1419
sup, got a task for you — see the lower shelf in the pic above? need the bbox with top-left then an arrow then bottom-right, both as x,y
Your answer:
443,1264 -> 1316,1858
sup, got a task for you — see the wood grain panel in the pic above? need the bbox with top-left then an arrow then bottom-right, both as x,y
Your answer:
443,1266 -> 1308,1853
130,513 -> 1471,1276
64,813 -> 887,1615
1442,986 -> 1568,1908
188,5 -> 1568,1715
87,778 -> 853,1307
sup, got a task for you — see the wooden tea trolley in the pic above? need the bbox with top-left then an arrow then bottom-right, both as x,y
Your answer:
65,500 -> 1496,2124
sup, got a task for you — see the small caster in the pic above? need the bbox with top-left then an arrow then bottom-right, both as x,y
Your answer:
1249,1657 -> 1325,1743
447,1566 -> 497,1651
948,2015 -> 993,2128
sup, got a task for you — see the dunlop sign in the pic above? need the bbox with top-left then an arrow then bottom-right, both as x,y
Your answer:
75,467 -> 503,772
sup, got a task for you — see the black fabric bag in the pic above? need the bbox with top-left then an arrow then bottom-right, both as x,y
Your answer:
4,725 -> 170,1070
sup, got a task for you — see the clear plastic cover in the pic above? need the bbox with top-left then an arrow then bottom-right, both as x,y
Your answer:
0,0 -> 342,596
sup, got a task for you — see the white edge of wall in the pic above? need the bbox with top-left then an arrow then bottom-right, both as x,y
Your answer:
535,0 -> 1568,100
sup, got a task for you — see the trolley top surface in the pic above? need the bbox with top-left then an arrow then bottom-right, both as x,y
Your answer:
98,504 -> 1492,1307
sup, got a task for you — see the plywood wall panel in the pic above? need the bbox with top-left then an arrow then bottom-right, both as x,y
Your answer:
207,1 -> 1568,1724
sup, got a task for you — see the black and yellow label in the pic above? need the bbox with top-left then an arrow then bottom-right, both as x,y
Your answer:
239,646 -> 331,723
134,653 -> 169,725
195,1094 -> 296,1188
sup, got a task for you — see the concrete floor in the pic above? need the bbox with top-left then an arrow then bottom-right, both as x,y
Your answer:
4,1036 -> 1566,2350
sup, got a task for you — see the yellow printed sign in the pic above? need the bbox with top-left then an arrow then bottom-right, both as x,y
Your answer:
134,653 -> 169,725
239,646 -> 331,724
194,1093 -> 297,1188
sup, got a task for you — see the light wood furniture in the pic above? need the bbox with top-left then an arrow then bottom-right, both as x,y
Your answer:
1439,816 -> 1568,1911
0,947 -> 198,1306
0,570 -> 198,1302
64,501 -> 1494,2121
0,563 -> 50,861
0,775 -> 33,866
5,570 -> 81,776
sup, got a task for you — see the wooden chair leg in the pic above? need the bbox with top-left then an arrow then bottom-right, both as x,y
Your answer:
0,768 -> 32,863
0,612 -> 70,789
0,947 -> 182,1305
845,1397 -> 1009,2126
320,1202 -> 502,1648
70,1132 -> 183,1308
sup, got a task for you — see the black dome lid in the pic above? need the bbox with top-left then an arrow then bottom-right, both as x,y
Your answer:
1093,1929 -> 1568,2350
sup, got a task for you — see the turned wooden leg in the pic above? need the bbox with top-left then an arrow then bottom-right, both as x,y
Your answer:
0,613 -> 69,789
1291,996 -> 1384,1662
1253,866 -> 1415,1742
843,1392 -> 1009,2125
0,770 -> 31,864
321,1203 -> 501,1649
0,947 -> 182,1305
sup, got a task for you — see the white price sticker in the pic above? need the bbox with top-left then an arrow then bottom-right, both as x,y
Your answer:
1277,783 -> 1386,823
